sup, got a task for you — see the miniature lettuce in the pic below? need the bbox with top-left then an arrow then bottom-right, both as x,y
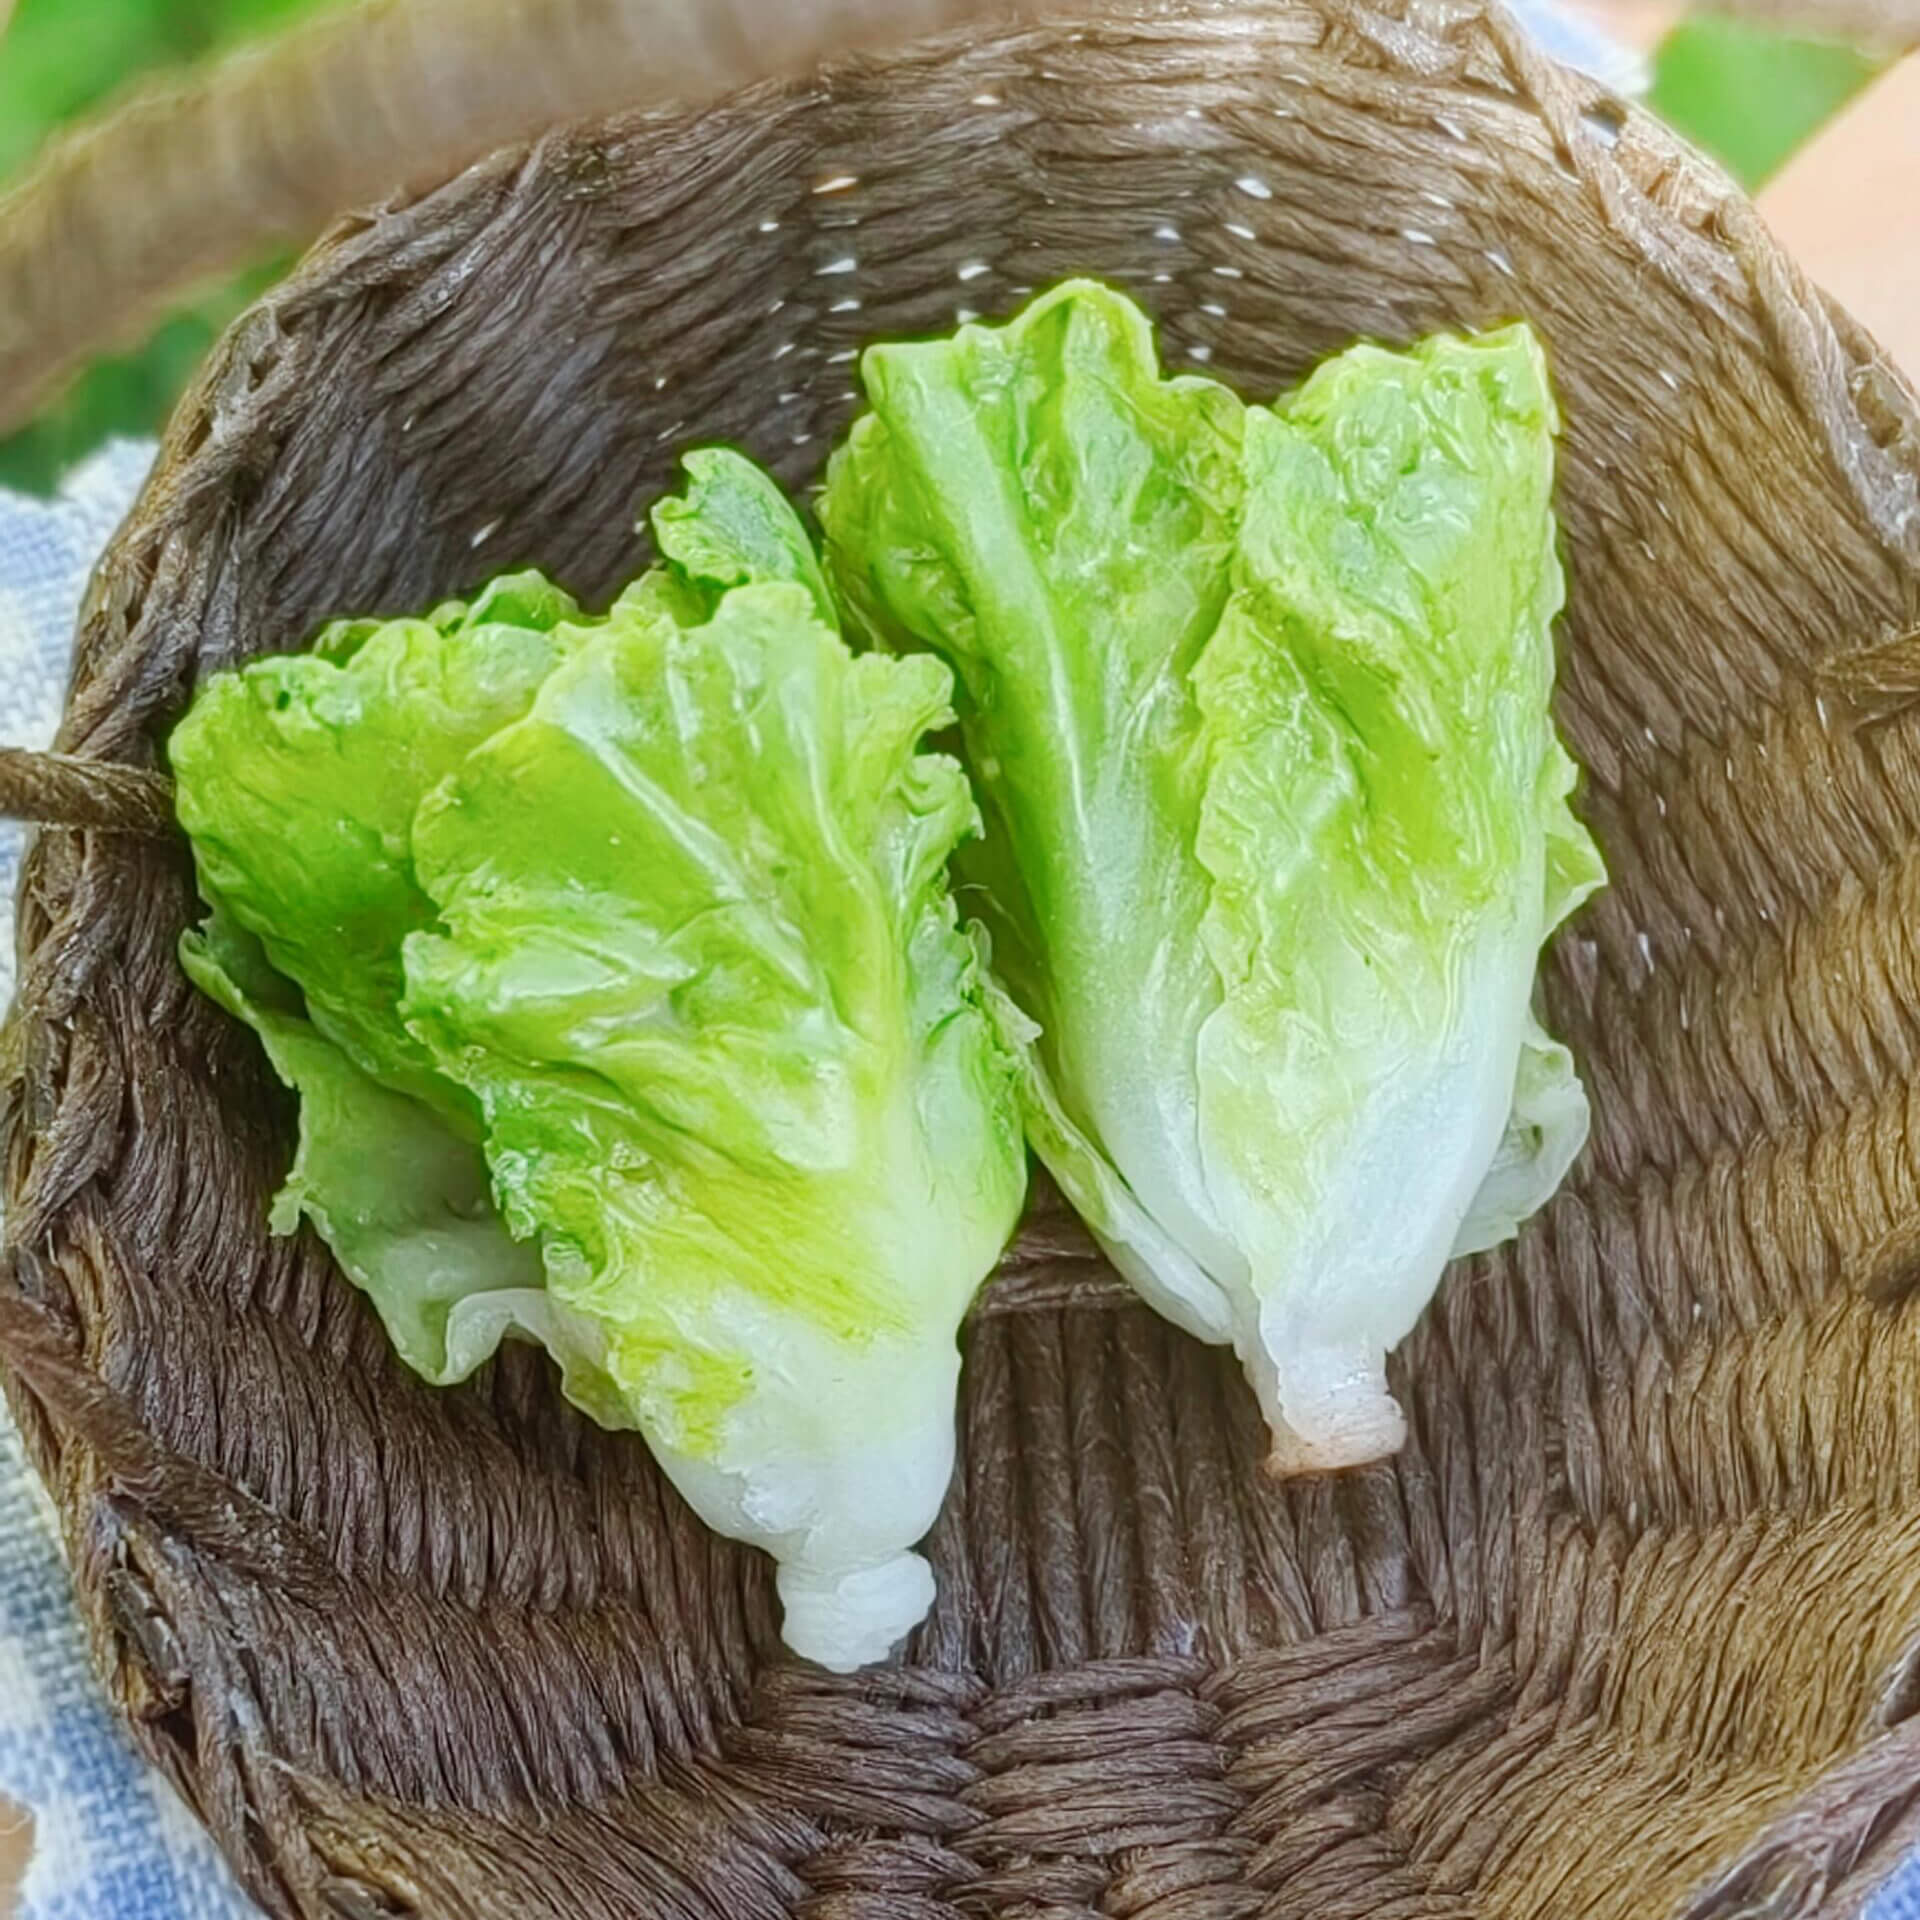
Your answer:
173,450 -> 1027,1670
823,282 -> 1604,1474
402,576 -> 1027,1670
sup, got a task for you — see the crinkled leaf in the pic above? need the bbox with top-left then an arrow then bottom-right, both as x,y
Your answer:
651,446 -> 838,630
179,902 -> 626,1424
822,280 -> 1249,1303
170,573 -> 587,1112
402,578 -> 1027,1669
1188,328 -> 1603,1468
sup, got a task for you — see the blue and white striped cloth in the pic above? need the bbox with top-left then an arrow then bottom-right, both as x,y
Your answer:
0,443 -> 257,1919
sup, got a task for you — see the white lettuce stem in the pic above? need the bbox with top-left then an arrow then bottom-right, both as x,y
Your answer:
776,1555 -> 939,1674
1241,1325 -> 1409,1478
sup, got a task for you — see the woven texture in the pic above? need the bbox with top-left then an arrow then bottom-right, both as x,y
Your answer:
0,0 -> 1640,433
5,4 -> 1920,1916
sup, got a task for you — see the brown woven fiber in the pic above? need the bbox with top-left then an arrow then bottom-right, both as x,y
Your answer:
7,2 -> 1920,1914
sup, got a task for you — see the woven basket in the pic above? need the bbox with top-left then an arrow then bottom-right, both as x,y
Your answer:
6,3 -> 1920,1915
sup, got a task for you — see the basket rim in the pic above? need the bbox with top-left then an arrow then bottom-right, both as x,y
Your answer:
51,0 -> 1915,749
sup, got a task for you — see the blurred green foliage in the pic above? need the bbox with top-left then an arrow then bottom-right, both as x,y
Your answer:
0,263 -> 291,494
0,0 -> 332,493
1649,13 -> 1886,190
0,0 -> 1894,493
0,0 -> 327,181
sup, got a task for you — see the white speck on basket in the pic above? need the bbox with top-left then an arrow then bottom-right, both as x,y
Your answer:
769,298 -> 787,315
1817,696 -> 1832,730
957,308 -> 980,325
814,174 -> 860,195
654,374 -> 670,391
1236,175 -> 1273,200
1486,248 -> 1515,276
773,341 -> 797,360
1656,794 -> 1668,817
1644,727 -> 1658,747
1152,272 -> 1173,284
1403,228 -> 1437,248
1436,114 -> 1467,141
1226,221 -> 1257,241
759,218 -> 782,234
958,261 -> 991,282
1637,931 -> 1655,973
470,519 -> 499,549
778,391 -> 799,405
1186,105 -> 1204,120
1422,189 -> 1454,210
1155,225 -> 1183,243
1214,265 -> 1244,279
1190,344 -> 1214,363
973,91 -> 1002,107
1202,301 -> 1228,318
1659,368 -> 1680,391
819,255 -> 858,276
827,348 -> 858,365
401,413 -> 416,434
830,297 -> 862,314
793,431 -> 815,446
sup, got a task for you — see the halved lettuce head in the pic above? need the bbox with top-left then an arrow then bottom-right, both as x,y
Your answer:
823,282 -> 1605,1474
402,573 -> 1027,1668
171,450 -> 1028,1670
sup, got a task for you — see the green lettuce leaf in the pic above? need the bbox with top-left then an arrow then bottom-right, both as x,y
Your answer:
824,284 -> 1604,1474
1454,741 -> 1609,1260
170,573 -> 588,1113
173,450 -> 1022,1666
401,575 -> 1028,1671
1189,332 -> 1603,1469
822,280 -> 1248,1346
651,446 -> 839,630
171,571 -> 608,1397
179,902 -> 628,1426
170,452 -> 845,1410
